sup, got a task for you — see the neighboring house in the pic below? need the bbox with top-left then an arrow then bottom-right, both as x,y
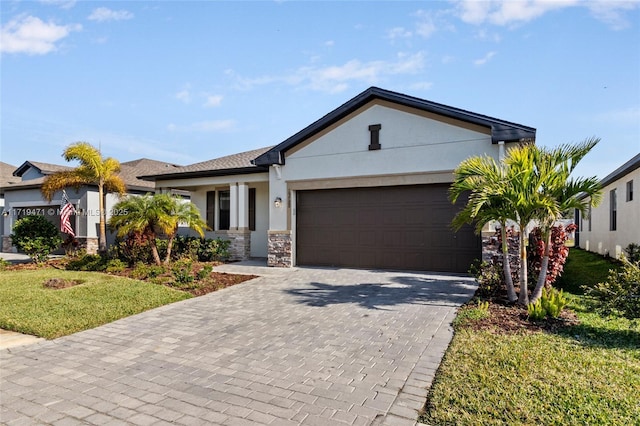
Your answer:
577,153 -> 640,258
0,162 -> 20,238
142,87 -> 536,273
1,158 -> 182,253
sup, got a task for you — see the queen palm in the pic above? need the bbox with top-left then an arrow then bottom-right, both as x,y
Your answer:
41,142 -> 126,253
108,193 -> 207,265
529,138 -> 602,303
450,155 -> 518,303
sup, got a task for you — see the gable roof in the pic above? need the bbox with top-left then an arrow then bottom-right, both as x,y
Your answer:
13,161 -> 72,177
140,146 -> 272,181
2,158 -> 182,192
253,86 -> 537,166
599,152 -> 640,188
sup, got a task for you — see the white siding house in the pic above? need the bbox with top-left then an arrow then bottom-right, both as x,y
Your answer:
577,153 -> 640,258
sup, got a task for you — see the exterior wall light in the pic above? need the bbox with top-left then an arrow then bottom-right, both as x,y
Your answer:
274,197 -> 282,208
1,210 -> 9,217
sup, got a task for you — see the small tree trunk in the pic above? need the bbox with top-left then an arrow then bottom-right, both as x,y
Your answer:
517,223 -> 529,305
164,233 -> 175,264
149,239 -> 162,266
98,181 -> 107,254
501,224 -> 517,303
530,230 -> 552,303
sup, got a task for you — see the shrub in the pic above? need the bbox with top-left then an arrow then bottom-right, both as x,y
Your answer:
586,258 -> 640,320
196,264 -> 213,280
10,215 -> 63,263
171,259 -> 194,285
625,243 -> 640,264
111,234 -> 229,265
0,258 -> 9,271
528,288 -> 568,320
66,254 -> 108,271
104,259 -> 126,273
130,262 -> 166,280
469,260 -> 503,299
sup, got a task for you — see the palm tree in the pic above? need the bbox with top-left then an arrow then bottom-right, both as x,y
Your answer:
502,142 -> 558,305
41,142 -> 126,253
529,138 -> 602,303
450,155 -> 518,303
108,193 -> 207,265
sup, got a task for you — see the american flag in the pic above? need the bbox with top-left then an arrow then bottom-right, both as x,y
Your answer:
60,190 -> 76,237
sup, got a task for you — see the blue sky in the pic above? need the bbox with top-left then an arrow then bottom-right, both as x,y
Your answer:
1,0 -> 639,180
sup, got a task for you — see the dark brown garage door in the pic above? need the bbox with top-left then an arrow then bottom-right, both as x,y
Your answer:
296,184 -> 480,273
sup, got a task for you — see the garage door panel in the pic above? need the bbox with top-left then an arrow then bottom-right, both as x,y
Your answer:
296,185 -> 480,272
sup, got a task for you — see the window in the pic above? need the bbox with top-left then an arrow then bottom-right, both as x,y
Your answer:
249,188 -> 256,231
206,191 -> 215,229
627,180 -> 634,202
610,189 -> 617,231
219,190 -> 230,230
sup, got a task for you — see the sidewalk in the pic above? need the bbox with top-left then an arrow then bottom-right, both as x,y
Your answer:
0,329 -> 44,350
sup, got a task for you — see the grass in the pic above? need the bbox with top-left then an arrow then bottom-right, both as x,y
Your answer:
0,269 -> 192,339
420,248 -> 640,425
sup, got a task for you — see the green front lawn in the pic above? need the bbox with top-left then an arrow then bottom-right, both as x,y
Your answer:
421,249 -> 640,425
0,269 -> 191,339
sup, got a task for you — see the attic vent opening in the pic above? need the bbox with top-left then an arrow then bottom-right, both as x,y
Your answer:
368,124 -> 381,151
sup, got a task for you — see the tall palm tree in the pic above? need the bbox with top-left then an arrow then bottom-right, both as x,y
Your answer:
108,193 -> 207,265
41,142 -> 126,253
529,138 -> 602,303
450,155 -> 518,303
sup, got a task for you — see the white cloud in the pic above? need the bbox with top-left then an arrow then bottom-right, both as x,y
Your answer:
456,0 -> 579,26
474,51 -> 497,66
88,7 -> 134,22
587,1 -> 640,30
167,120 -> 236,133
203,94 -> 223,108
0,15 -> 81,55
175,88 -> 191,104
387,27 -> 412,40
40,0 -> 77,9
228,52 -> 427,94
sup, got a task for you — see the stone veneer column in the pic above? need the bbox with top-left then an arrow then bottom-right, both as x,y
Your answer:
267,230 -> 292,267
226,230 -> 251,261
2,236 -> 13,253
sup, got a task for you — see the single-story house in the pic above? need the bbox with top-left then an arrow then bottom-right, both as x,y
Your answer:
0,162 -> 20,238
577,152 -> 640,258
142,87 -> 536,273
1,158 -> 182,253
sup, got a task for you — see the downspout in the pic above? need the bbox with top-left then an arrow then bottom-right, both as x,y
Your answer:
498,141 -> 506,162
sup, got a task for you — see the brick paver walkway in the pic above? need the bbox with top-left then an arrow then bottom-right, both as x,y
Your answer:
0,263 -> 476,426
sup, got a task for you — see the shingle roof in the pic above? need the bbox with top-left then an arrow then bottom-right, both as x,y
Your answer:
1,158 -> 182,191
13,161 -> 73,177
119,158 -> 182,190
254,86 -> 537,166
140,146 -> 272,181
0,162 -> 19,186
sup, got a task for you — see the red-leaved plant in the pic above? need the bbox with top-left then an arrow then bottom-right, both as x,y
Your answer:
528,223 -> 577,287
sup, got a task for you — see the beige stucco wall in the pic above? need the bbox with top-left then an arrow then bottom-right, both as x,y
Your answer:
168,174 -> 270,258
579,166 -> 640,258
268,102 -> 502,232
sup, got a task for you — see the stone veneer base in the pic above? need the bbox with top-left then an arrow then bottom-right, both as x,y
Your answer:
268,230 -> 292,267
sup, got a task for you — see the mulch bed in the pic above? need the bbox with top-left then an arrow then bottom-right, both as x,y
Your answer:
6,259 -> 257,297
466,301 -> 580,335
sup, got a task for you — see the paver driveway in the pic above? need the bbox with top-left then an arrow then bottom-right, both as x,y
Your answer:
0,263 -> 476,426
